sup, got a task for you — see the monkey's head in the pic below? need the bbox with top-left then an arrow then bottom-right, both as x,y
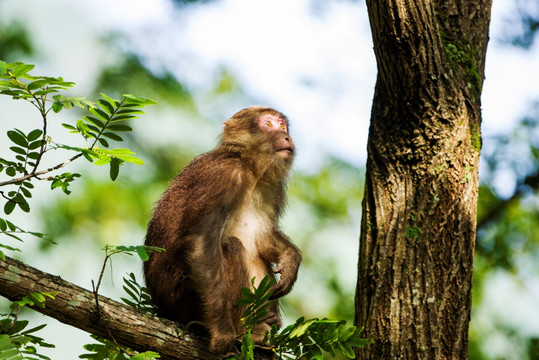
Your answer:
222,106 -> 295,166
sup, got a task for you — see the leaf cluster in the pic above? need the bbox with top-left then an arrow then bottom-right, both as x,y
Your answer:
0,292 -> 56,360
80,336 -> 159,360
232,276 -> 373,360
120,273 -> 157,315
58,93 -> 154,180
1,128 -> 44,215
237,276 -> 276,330
0,59 -> 155,258
0,62 -> 74,101
0,219 -> 48,260
102,245 -> 164,262
270,318 -> 372,359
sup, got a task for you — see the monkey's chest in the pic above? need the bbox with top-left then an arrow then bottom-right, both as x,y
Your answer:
228,204 -> 269,258
227,203 -> 271,285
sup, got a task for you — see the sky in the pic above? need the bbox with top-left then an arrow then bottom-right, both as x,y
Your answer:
3,0 -> 538,172
1,0 -> 539,359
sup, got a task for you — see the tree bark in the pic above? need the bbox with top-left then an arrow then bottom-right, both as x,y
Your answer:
0,256 -> 272,360
355,1 -> 492,359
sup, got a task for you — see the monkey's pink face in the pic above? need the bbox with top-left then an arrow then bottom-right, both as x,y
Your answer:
258,114 -> 294,159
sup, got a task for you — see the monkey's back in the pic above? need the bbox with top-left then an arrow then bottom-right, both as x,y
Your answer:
143,150 -> 249,323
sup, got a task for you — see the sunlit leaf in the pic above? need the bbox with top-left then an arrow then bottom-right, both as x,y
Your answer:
97,99 -> 115,115
11,64 -> 34,77
27,80 -> 49,90
88,107 -> 110,122
52,101 -> 63,113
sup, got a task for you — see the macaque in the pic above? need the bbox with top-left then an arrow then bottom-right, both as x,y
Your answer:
143,106 -> 302,354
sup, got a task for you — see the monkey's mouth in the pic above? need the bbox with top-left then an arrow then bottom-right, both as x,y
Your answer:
276,147 -> 294,158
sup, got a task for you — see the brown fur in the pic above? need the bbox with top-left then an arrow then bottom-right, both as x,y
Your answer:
144,106 -> 302,354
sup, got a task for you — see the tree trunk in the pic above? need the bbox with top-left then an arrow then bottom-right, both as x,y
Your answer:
355,1 -> 492,359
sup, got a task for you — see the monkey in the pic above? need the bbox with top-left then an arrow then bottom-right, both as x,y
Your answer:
143,106 -> 302,354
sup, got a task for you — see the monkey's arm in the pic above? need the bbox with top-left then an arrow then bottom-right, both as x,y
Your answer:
260,230 -> 302,299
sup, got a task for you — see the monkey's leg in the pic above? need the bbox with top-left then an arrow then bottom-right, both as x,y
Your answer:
222,236 -> 250,331
188,235 -> 248,354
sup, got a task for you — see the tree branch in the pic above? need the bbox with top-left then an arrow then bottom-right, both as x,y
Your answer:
0,153 -> 83,187
0,256 -> 272,359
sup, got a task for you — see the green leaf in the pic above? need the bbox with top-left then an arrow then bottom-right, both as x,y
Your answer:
122,94 -> 157,105
110,157 -> 120,181
136,246 -> 149,261
27,80 -> 49,90
27,152 -> 40,160
61,123 -> 76,131
122,286 -> 138,302
11,64 -> 35,77
0,60 -> 7,74
27,129 -> 42,142
100,93 -> 120,107
116,109 -> 144,115
17,198 -> 30,213
107,124 -> 133,132
98,138 -> 109,147
97,99 -> 115,115
88,107 -> 110,122
51,179 -> 62,190
9,146 -> 27,155
111,114 -> 138,122
22,181 -> 34,189
102,132 -> 123,141
28,140 -> 42,150
94,156 -> 111,166
7,130 -> 28,147
4,201 -> 16,215
84,115 -> 106,129
52,101 -> 63,113
20,187 -> 32,198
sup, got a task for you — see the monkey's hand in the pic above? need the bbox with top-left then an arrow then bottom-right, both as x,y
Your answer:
270,255 -> 300,299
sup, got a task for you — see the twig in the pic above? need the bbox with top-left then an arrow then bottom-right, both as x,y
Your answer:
0,153 -> 82,187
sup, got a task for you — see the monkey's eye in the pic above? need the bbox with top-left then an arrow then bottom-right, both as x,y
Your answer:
265,120 -> 273,127
279,123 -> 286,130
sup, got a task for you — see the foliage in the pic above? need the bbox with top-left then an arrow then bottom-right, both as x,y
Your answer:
231,276 -> 373,360
269,317 -> 372,360
0,60 -> 154,211
237,276 -> 276,332
120,273 -> 157,315
79,336 -> 159,360
0,60 -> 155,256
79,246 -> 163,360
0,292 -> 56,360
93,245 -> 164,303
0,219 -> 49,261
0,60 -> 163,359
